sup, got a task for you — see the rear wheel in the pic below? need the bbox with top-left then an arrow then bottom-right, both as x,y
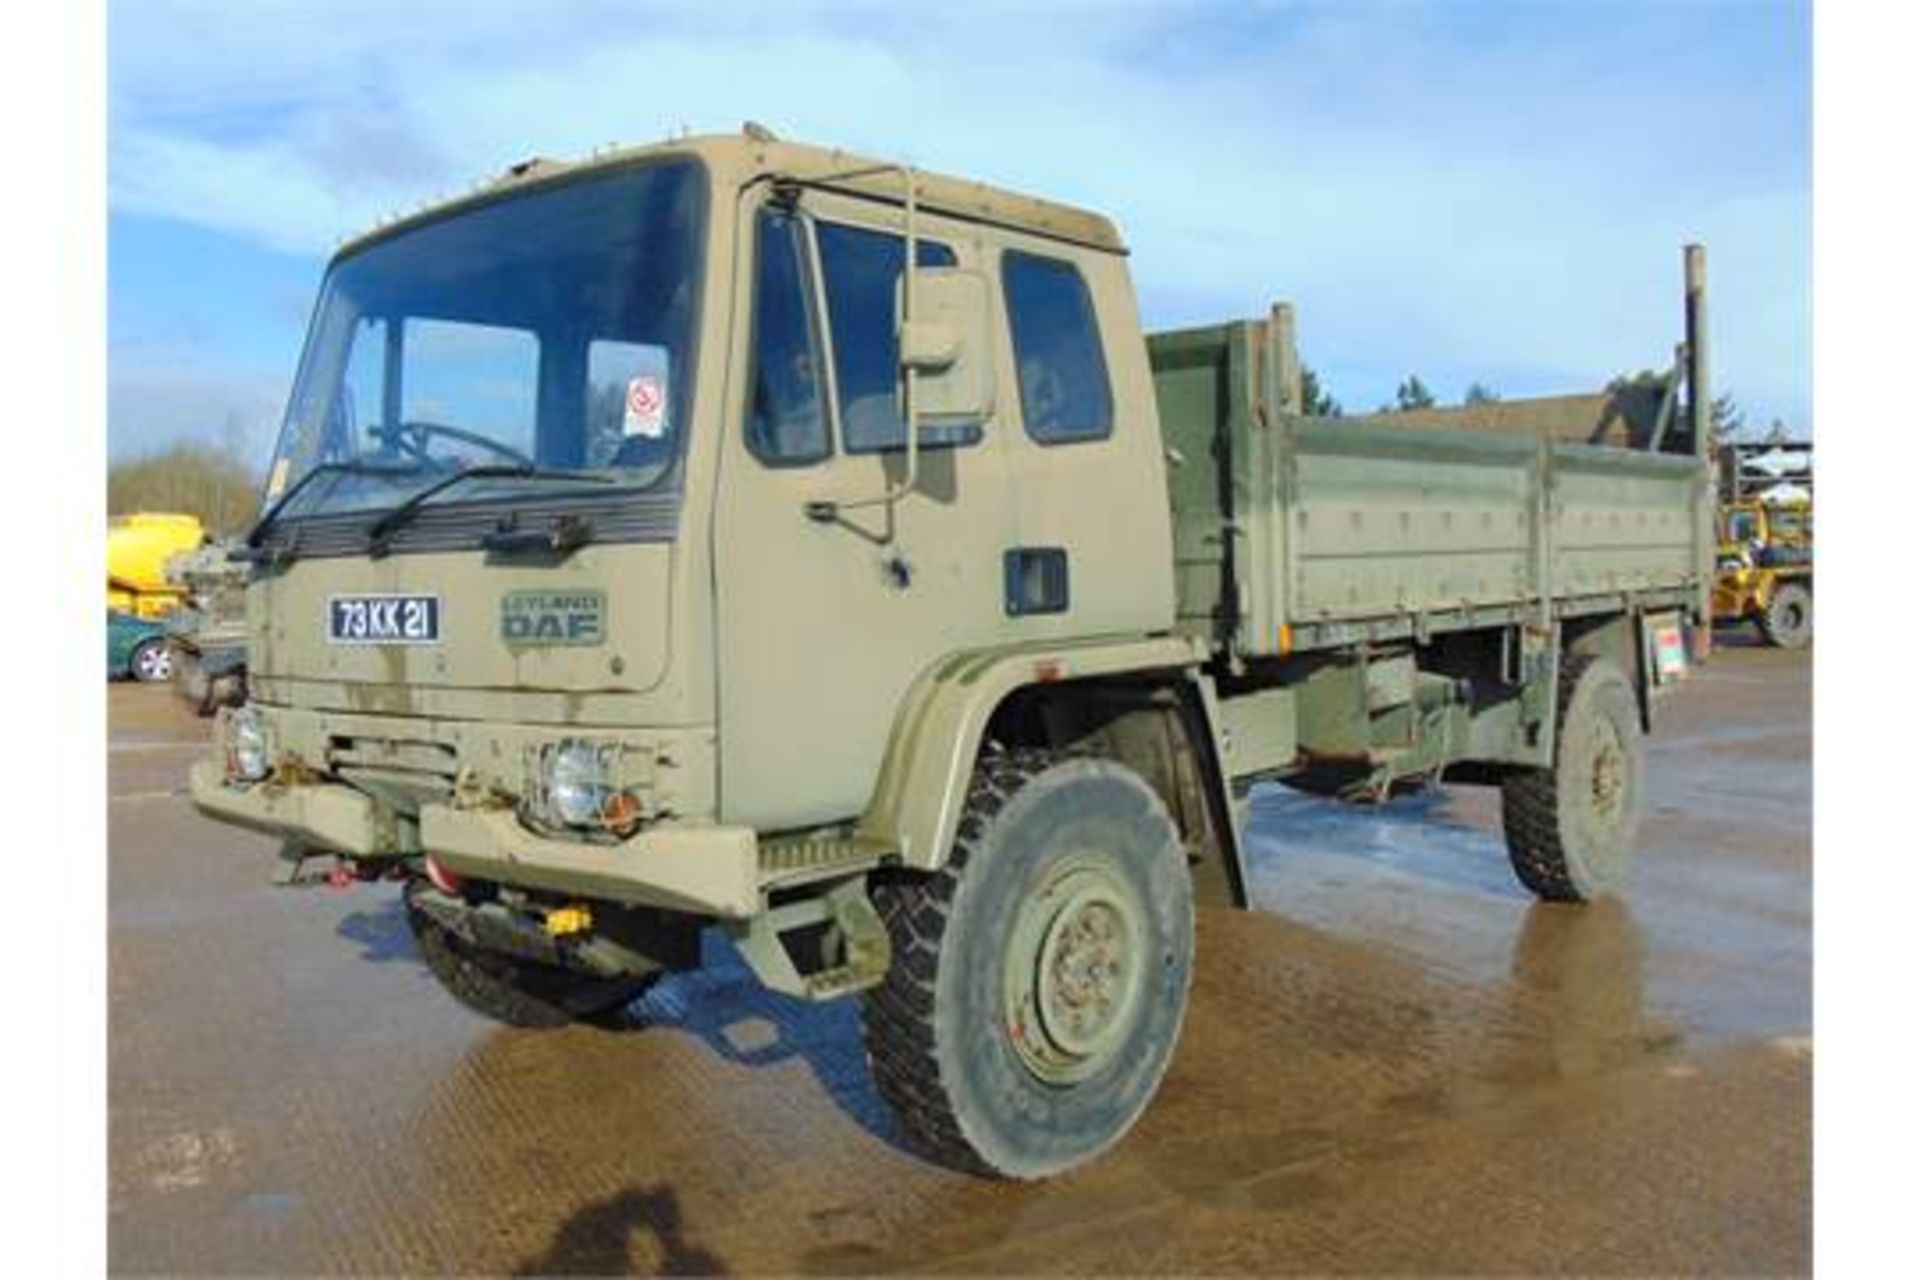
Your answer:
1500,655 -> 1645,902
405,883 -> 656,1028
862,751 -> 1195,1179
129,638 -> 172,684
1758,581 -> 1812,649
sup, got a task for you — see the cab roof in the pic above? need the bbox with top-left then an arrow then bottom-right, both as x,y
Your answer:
338,126 -> 1127,259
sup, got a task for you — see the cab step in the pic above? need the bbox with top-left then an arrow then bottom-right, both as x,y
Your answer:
724,877 -> 892,1001
757,832 -> 895,890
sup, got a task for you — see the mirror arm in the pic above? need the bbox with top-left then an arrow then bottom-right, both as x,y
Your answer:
832,163 -> 919,523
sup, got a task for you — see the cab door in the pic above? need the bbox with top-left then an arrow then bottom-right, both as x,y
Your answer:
987,240 -> 1175,642
711,191 -> 1016,831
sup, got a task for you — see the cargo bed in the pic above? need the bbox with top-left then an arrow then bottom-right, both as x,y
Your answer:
1150,316 -> 1712,660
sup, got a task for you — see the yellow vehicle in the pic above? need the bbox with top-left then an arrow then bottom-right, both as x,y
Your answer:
107,512 -> 206,619
1713,498 -> 1812,648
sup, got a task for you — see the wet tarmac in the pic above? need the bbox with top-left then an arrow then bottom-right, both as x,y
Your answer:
108,638 -> 1810,1275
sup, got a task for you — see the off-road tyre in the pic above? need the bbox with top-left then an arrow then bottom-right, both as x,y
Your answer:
405,882 -> 656,1029
1500,655 -> 1645,903
1758,581 -> 1812,649
861,750 -> 1195,1179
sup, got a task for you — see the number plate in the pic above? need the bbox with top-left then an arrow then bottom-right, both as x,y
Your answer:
327,594 -> 441,645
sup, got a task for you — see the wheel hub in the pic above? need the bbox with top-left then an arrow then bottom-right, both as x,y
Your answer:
1589,726 -> 1625,821
137,645 -> 172,681
1004,862 -> 1147,1084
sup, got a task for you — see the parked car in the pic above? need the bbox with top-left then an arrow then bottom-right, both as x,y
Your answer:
108,609 -> 173,683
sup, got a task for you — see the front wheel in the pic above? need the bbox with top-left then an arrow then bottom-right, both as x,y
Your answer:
862,752 -> 1195,1179
405,883 -> 656,1028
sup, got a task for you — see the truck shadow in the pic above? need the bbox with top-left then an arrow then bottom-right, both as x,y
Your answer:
1243,783 -> 1523,900
603,932 -> 910,1156
336,901 -> 910,1157
335,894 -> 418,963
513,1182 -> 729,1277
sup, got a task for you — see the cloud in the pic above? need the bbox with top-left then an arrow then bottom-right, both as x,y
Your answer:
107,0 -> 1810,427
107,354 -> 287,463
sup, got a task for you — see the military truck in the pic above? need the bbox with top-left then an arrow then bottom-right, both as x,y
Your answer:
191,129 -> 1711,1179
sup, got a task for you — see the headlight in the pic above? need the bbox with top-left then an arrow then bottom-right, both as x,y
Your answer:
524,739 -> 645,839
226,705 -> 271,783
548,740 -> 612,826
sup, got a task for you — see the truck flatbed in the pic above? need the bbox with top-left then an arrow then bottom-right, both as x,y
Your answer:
1152,317 -> 1709,660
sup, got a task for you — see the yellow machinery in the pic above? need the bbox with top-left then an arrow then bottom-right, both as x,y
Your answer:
1712,440 -> 1813,648
1713,498 -> 1812,648
107,512 -> 207,619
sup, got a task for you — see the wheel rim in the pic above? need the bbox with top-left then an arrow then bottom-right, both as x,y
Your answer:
135,643 -> 171,682
1003,859 -> 1148,1085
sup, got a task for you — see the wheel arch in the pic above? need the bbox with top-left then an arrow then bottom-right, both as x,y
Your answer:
1563,611 -> 1658,731
856,634 -> 1248,908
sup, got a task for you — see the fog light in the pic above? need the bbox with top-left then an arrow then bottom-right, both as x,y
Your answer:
227,705 -> 271,783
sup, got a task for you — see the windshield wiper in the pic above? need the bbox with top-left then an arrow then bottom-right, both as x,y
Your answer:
236,459 -> 424,561
365,463 -> 613,554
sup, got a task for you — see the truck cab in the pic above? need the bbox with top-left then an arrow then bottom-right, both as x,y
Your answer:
202,130 -> 1172,883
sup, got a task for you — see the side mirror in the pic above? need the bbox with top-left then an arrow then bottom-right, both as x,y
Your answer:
897,267 -> 995,427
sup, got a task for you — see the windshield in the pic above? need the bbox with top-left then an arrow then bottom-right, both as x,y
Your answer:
263,159 -> 706,522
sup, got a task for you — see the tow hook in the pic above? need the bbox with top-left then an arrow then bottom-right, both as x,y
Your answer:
544,903 -> 593,937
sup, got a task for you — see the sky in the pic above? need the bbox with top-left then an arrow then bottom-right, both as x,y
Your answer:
107,0 -> 1811,464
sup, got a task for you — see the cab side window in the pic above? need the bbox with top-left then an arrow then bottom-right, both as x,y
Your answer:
1003,250 -> 1113,444
816,222 -> 962,453
746,207 -> 830,466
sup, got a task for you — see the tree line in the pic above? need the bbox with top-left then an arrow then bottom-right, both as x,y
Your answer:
107,441 -> 264,537
1302,365 -> 1793,441
1295,366 -> 1498,417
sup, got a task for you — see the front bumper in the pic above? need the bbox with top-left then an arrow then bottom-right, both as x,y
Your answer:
189,759 -> 760,918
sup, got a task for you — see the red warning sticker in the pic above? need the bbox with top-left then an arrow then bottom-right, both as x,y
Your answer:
624,374 -> 665,437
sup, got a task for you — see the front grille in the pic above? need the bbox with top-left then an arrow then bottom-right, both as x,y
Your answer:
326,736 -> 461,779
257,490 -> 682,560
326,735 -> 462,816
